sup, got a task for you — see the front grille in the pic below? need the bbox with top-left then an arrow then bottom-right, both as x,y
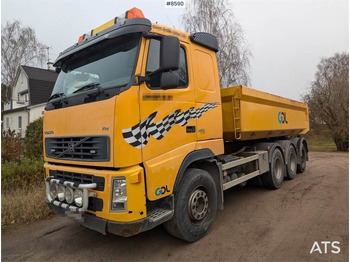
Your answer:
46,136 -> 109,161
50,170 -> 105,191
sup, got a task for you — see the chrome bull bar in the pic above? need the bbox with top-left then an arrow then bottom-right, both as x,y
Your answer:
45,176 -> 97,212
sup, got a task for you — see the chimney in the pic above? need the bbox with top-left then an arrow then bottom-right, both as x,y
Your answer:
47,62 -> 55,71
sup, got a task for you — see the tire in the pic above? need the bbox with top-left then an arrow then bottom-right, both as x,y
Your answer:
286,145 -> 297,180
163,168 -> 217,242
297,144 -> 307,173
261,148 -> 285,189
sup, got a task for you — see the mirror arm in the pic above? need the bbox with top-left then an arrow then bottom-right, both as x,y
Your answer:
135,74 -> 150,85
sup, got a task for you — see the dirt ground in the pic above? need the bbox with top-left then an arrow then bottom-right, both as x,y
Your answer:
2,152 -> 349,261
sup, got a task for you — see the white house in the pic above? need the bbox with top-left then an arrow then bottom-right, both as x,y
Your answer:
2,65 -> 58,137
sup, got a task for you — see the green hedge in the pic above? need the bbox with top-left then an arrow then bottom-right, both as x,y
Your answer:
1,157 -> 45,192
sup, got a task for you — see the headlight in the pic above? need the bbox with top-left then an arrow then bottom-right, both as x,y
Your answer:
111,177 -> 127,211
65,187 -> 74,204
57,185 -> 65,201
49,183 -> 58,199
74,189 -> 83,207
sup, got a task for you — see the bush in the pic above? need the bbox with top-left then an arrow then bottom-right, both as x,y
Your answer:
1,157 -> 52,229
1,117 -> 50,229
1,129 -> 24,162
1,157 -> 45,192
24,117 -> 43,158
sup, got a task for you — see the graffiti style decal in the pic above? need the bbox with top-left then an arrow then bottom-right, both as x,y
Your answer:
122,103 -> 217,148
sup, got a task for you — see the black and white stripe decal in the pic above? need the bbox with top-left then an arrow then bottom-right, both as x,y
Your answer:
122,103 -> 217,148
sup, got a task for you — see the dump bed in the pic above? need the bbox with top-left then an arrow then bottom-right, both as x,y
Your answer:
221,86 -> 309,141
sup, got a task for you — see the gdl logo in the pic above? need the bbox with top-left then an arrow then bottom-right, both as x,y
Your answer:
278,111 -> 288,124
155,185 -> 170,196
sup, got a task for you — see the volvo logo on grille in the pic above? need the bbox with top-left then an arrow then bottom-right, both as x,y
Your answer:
68,144 -> 75,153
57,137 -> 90,158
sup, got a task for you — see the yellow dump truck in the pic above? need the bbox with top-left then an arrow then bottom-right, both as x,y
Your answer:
44,8 -> 309,242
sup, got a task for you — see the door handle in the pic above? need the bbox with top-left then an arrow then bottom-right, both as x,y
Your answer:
186,126 -> 196,133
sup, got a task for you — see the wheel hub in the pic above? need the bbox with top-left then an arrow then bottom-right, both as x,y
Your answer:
290,151 -> 297,172
188,189 -> 209,221
274,157 -> 283,180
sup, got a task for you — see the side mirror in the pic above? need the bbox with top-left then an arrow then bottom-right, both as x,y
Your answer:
160,72 -> 179,89
160,36 -> 180,72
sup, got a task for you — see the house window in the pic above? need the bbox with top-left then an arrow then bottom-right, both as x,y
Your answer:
6,117 -> 9,128
18,116 -> 22,129
18,91 -> 29,103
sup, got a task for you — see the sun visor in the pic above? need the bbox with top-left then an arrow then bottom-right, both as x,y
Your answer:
54,18 -> 151,67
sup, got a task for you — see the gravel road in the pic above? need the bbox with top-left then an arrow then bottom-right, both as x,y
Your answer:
2,152 -> 348,261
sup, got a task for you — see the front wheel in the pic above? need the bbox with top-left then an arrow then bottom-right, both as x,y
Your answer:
164,168 -> 217,242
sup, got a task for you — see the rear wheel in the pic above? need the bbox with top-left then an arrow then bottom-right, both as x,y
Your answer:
297,144 -> 307,173
286,145 -> 297,180
261,148 -> 285,189
164,168 -> 217,242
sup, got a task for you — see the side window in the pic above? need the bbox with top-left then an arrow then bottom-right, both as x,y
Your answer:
146,39 -> 188,89
146,39 -> 161,88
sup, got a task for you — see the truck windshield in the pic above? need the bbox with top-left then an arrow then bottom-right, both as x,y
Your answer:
51,34 -> 140,98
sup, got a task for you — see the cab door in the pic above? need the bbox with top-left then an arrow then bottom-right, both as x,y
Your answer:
139,39 -> 195,159
139,38 -> 196,200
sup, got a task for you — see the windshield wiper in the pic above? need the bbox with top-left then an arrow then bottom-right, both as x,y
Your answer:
48,92 -> 65,102
73,83 -> 101,94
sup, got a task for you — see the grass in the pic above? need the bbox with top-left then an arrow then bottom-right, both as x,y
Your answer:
306,137 -> 337,152
1,184 -> 54,230
1,158 -> 54,230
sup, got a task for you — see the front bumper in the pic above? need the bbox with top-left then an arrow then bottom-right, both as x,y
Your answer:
46,195 -> 174,237
44,163 -> 147,222
45,176 -> 97,212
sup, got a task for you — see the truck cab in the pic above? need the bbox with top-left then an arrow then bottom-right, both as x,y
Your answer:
44,8 -> 308,242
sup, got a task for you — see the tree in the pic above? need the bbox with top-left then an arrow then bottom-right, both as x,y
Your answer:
182,0 -> 251,87
24,117 -> 43,159
303,52 -> 349,151
1,83 -> 11,110
1,20 -> 47,103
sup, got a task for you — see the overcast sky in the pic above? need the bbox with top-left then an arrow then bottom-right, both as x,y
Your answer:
1,0 -> 349,101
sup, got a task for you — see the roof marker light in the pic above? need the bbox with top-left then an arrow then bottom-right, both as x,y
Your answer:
77,7 -> 145,43
78,34 -> 85,43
